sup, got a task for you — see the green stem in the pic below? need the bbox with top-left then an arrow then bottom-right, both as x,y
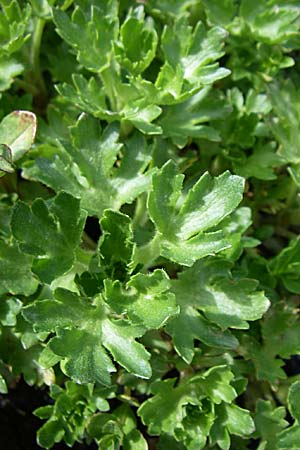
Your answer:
100,61 -> 121,112
286,178 -> 298,209
132,194 -> 148,229
134,232 -> 161,269
14,79 -> 39,96
30,17 -> 46,95
81,232 -> 97,251
120,120 -> 134,140
0,173 -> 18,194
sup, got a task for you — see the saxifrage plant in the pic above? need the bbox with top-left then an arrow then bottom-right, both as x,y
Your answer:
1,1 -> 300,449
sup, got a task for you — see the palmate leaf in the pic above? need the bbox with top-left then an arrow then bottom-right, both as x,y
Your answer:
35,381 -> 113,449
241,303 -> 300,384
138,365 -> 253,449
0,1 -> 31,91
104,269 -> 179,329
157,17 -> 230,103
11,192 -> 86,284
262,303 -> 300,359
209,403 -> 254,450
139,366 -> 236,436
166,258 -> 269,363
76,210 -> 135,296
52,1 -> 119,72
145,0 -> 198,19
88,404 -> 148,450
99,209 -> 135,277
0,0 -> 31,56
56,73 -> 163,135
55,13 -> 230,136
0,326 -> 49,386
0,297 -> 22,327
114,6 -> 158,76
158,87 -> 230,148
23,288 -> 153,385
241,338 -> 287,385
202,0 -> 237,27
269,237 -> 300,294
138,161 -> 245,267
22,115 -> 154,216
268,80 -> 300,165
0,239 -> 38,296
253,400 -> 288,450
278,382 -> 300,449
239,0 -> 300,45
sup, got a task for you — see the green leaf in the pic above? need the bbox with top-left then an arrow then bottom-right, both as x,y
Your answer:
146,0 -> 199,19
203,0 -> 236,26
0,239 -> 39,295
167,308 -> 238,364
29,0 -> 52,19
210,403 -> 254,449
268,81 -> 300,165
0,297 -> 22,326
99,209 -> 135,278
146,161 -> 245,266
224,403 -> 255,436
158,18 -> 230,100
277,382 -> 300,448
158,88 -> 230,148
115,7 -> 158,75
35,381 -> 112,449
52,2 -> 118,72
88,404 -> 148,450
289,163 -> 300,188
0,1 -> 31,57
23,288 -> 151,384
0,58 -> 24,91
216,207 -> 258,261
0,110 -> 37,162
239,336 -> 286,384
239,1 -> 300,45
57,74 -> 163,134
22,115 -> 154,217
269,238 -> 300,294
0,374 -> 8,394
138,366 -> 237,437
175,403 -> 215,450
262,303 -> 300,360
278,423 -> 300,449
0,326 -> 46,386
288,381 -> 300,423
0,143 -> 14,176
254,400 -> 288,450
105,269 -> 179,329
37,420 -> 65,450
234,142 -> 283,181
11,192 -> 86,283
170,258 -> 270,332
0,194 -> 15,238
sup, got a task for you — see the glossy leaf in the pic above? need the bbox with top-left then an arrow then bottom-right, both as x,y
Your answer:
23,115 -> 154,216
11,192 -> 86,283
23,288 -> 152,385
145,161 -> 244,266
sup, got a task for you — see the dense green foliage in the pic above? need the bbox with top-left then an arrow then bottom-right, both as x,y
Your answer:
1,1 -> 300,448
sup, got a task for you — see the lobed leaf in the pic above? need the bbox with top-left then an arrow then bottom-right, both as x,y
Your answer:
146,161 -> 245,266
11,192 -> 86,283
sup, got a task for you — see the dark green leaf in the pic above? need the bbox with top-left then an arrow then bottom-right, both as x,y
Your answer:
11,192 -> 86,283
